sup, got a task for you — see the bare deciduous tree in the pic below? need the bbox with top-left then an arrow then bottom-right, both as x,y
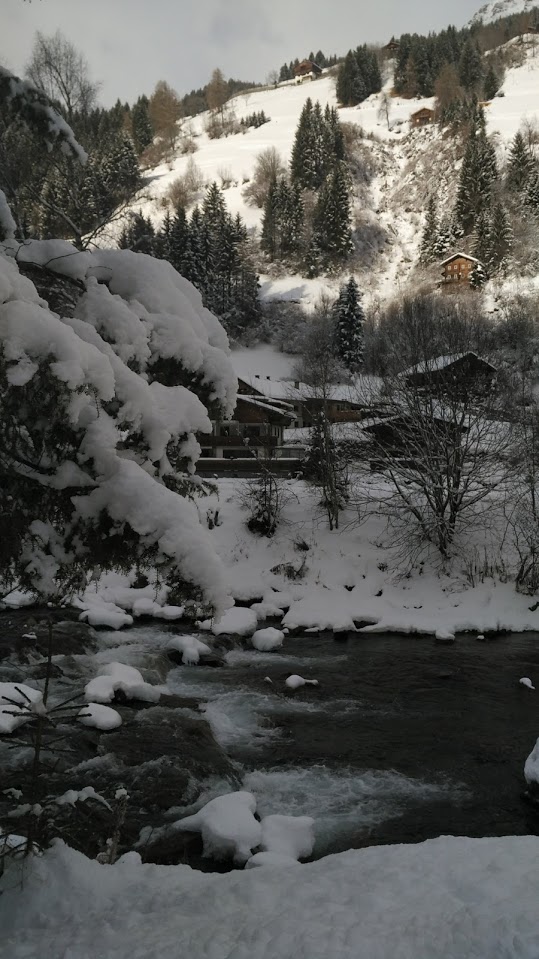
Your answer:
206,68 -> 228,116
25,30 -> 99,120
242,146 -> 286,208
377,91 -> 392,130
149,80 -> 182,149
363,356 -> 514,565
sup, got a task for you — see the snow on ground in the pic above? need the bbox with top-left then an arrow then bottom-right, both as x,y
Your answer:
4,835 -> 539,958
101,39 -> 539,329
471,0 -> 537,25
487,36 -> 539,147
201,475 -> 539,638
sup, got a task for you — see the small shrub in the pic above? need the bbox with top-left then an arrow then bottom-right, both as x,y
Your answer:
180,137 -> 198,155
218,166 -> 235,189
139,138 -> 169,170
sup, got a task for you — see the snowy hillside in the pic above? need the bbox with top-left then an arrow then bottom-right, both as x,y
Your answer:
120,39 -> 539,316
471,0 -> 537,24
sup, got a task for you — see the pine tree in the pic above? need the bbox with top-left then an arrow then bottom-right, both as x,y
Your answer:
434,216 -> 455,259
419,196 -> 439,263
310,162 -> 353,271
454,108 -> 498,235
483,63 -> 500,100
118,211 -> 156,254
336,51 -> 366,107
472,208 -> 494,273
168,205 -> 190,273
459,40 -> 483,91
131,95 -> 153,155
469,261 -> 487,289
333,277 -> 365,371
490,201 -> 513,272
506,131 -> 535,192
524,170 -> 539,218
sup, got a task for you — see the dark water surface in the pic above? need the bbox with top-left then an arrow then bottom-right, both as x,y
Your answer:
170,631 -> 539,856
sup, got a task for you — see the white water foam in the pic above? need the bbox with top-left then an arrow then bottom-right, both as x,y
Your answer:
166,669 -> 361,748
243,766 -> 464,856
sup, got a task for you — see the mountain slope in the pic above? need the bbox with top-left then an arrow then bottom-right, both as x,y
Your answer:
119,39 -> 539,315
471,0 -> 537,24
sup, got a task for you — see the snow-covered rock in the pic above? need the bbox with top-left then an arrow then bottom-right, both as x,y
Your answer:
520,677 -> 535,690
84,663 -> 161,704
524,737 -> 539,786
0,682 -> 43,733
285,675 -> 319,690
211,607 -> 258,637
260,814 -> 315,861
174,791 -> 261,864
78,703 -> 123,731
166,635 -> 212,665
251,627 -> 285,651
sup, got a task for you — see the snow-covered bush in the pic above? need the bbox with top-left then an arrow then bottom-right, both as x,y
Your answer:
0,240 -> 236,611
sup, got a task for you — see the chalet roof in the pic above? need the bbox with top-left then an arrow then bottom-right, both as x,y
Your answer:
239,374 -> 381,405
236,395 -> 295,421
410,107 -> 435,117
294,60 -> 322,74
440,252 -> 479,267
402,352 -> 497,378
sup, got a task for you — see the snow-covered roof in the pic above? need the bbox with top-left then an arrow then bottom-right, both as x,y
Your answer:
440,252 -> 480,267
402,352 -> 496,378
241,375 -> 380,405
236,395 -> 295,420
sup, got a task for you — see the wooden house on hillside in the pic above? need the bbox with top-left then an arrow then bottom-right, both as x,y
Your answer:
403,352 -> 497,394
440,252 -> 480,288
294,60 -> 322,82
410,107 -> 435,127
383,38 -> 400,54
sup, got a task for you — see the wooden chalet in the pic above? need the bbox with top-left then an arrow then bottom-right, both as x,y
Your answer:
440,252 -> 480,288
383,38 -> 400,54
294,60 -> 322,81
199,390 -> 294,461
362,411 -> 466,469
403,352 -> 497,393
238,375 -> 369,429
410,107 -> 435,127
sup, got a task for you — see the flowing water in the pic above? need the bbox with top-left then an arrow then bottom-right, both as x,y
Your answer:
166,631 -> 539,857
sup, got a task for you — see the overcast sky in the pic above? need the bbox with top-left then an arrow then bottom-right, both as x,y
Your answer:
2,0 -> 480,106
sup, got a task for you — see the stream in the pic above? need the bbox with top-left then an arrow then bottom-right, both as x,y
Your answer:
2,615 -> 539,865
166,628 -> 539,858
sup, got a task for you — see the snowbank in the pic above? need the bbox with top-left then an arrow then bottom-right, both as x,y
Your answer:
4,836 -> 539,958
260,814 -> 315,861
210,607 -> 258,637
